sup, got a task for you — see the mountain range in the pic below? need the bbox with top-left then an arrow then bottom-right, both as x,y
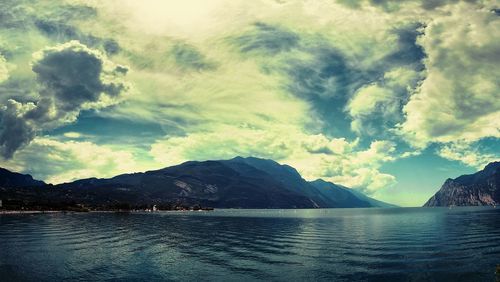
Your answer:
424,161 -> 500,207
0,156 -> 396,209
4,157 -> 497,209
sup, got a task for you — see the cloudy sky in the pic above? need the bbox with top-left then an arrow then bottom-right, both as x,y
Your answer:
0,0 -> 498,206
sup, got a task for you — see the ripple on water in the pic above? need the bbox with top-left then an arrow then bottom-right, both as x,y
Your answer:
0,207 -> 499,282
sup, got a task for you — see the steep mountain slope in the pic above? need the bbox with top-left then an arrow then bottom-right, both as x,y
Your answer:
424,161 -> 500,207
226,157 -> 337,207
308,179 -> 372,208
227,157 -> 395,208
347,188 -> 399,208
55,160 -> 317,208
0,168 -> 45,188
0,157 -> 397,209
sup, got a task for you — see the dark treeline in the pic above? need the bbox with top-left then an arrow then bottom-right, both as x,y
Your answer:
0,187 -> 213,212
0,198 -> 213,212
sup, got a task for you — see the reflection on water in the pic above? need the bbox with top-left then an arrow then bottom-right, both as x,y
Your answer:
1,207 -> 499,281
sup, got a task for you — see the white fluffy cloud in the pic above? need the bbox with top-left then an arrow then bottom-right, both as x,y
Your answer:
0,54 -> 8,83
0,137 -> 154,184
312,140 -> 398,193
348,85 -> 394,117
399,3 -> 500,147
437,141 -> 499,170
345,66 -> 424,135
347,84 -> 398,133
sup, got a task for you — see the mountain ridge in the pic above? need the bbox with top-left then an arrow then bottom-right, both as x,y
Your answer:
0,157 -> 396,209
0,168 -> 46,188
423,161 -> 500,207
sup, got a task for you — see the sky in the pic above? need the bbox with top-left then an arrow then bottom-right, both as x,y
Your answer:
0,0 -> 498,206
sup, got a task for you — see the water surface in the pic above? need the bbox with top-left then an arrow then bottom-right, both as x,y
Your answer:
1,207 -> 499,281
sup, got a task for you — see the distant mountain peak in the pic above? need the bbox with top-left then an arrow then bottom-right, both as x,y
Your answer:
309,178 -> 397,208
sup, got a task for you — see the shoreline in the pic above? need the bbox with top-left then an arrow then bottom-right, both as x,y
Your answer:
0,209 -> 215,215
0,210 -> 66,215
1,206 -> 496,215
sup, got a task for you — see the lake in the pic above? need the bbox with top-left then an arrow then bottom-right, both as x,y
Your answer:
1,207 -> 499,281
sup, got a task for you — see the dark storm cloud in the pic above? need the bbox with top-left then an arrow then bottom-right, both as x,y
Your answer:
0,41 -> 129,158
171,43 -> 216,71
233,22 -> 300,54
0,78 -> 38,103
0,100 -> 36,158
32,43 -> 127,112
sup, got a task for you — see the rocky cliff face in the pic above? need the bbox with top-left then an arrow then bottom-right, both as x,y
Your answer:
424,162 -> 500,207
